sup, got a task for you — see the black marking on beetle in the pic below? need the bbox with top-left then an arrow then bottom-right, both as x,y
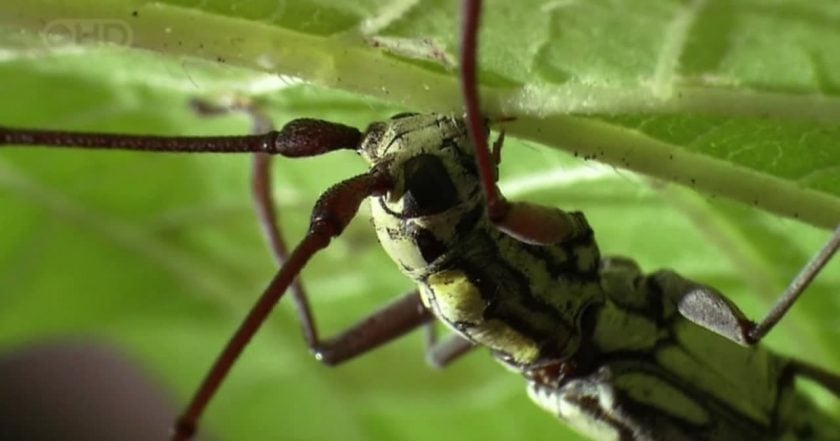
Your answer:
620,366 -> 773,440
518,241 -> 581,281
566,393 -> 638,441
377,196 -> 406,220
575,354 -> 776,440
607,388 -> 705,440
390,112 -> 420,120
450,233 -> 580,359
454,204 -> 484,238
639,272 -> 676,330
407,224 -> 448,264
374,115 -> 446,158
398,260 -> 415,274
440,136 -> 480,176
452,319 -> 478,334
385,226 -> 404,241
573,304 -> 602,370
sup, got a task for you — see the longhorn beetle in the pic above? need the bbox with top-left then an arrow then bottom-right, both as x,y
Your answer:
2,1 -> 840,440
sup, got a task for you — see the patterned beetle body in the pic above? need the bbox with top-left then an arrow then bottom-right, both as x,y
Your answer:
360,114 -> 602,365
358,113 -> 838,441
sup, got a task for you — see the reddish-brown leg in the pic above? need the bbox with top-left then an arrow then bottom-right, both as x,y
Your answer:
460,0 -> 499,218
425,328 -> 476,369
311,290 -> 435,365
190,98 -> 322,346
171,168 -> 393,441
252,153 -> 318,344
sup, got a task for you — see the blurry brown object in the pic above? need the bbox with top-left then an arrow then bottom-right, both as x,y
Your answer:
0,341 -> 214,441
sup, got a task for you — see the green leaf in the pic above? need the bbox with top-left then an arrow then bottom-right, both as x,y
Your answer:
0,1 -> 838,440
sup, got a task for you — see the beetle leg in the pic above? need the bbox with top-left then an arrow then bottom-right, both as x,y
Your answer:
672,225 -> 840,348
171,168 -> 393,441
312,290 -> 435,365
651,270 -> 755,346
425,332 -> 476,369
788,358 -> 840,397
482,130 -> 594,245
489,198 -> 595,246
252,152 -> 320,344
745,224 -> 840,343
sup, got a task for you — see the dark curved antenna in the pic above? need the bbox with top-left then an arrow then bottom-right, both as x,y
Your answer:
460,0 -> 508,221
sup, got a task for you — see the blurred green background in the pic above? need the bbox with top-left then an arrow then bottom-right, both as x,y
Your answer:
0,1 -> 839,440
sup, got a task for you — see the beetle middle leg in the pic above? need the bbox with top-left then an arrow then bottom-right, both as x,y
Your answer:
672,224 -> 840,395
424,322 -> 476,369
673,225 -> 840,347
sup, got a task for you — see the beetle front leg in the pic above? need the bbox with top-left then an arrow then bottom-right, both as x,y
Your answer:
489,197 -> 595,246
481,133 -> 594,246
423,322 -> 476,369
425,333 -> 476,369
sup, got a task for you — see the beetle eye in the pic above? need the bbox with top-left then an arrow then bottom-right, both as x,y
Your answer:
403,154 -> 458,217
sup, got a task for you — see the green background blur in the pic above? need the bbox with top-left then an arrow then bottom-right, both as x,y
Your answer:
1,1 -> 839,440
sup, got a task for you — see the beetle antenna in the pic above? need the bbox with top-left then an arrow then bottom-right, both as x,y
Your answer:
460,0 -> 509,222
